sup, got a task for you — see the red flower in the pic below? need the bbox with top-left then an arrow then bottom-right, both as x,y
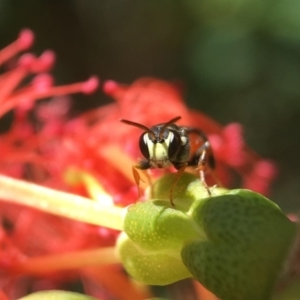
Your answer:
98,78 -> 277,195
0,29 -> 98,184
0,29 -> 277,300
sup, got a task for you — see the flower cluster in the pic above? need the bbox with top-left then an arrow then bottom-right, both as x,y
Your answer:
0,29 -> 277,299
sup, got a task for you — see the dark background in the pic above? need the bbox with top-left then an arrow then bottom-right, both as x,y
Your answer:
2,0 -> 300,212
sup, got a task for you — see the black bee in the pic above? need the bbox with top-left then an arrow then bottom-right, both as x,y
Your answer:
120,116 -> 216,206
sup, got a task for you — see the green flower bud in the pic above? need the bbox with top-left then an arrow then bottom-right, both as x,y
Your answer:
117,231 -> 192,285
117,173 -> 296,300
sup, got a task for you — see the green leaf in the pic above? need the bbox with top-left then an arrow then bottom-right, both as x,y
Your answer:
271,280 -> 300,300
182,189 -> 296,300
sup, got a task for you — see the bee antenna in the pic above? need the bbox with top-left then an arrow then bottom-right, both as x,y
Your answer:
159,116 -> 181,140
120,119 -> 156,139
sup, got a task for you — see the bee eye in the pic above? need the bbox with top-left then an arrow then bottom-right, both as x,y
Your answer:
139,133 -> 150,159
167,133 -> 181,158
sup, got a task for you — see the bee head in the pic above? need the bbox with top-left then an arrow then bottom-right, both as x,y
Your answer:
120,116 -> 182,161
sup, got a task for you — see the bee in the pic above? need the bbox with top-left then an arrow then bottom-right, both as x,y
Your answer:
120,116 -> 216,206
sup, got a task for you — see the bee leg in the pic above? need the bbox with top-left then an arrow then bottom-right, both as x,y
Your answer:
133,160 -> 151,200
189,141 -> 214,196
198,144 -> 212,196
170,163 -> 188,207
132,166 -> 142,199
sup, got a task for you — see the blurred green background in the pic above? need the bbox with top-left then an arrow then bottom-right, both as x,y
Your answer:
1,0 -> 300,212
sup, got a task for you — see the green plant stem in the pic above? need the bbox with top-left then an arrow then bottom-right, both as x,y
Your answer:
0,174 -> 125,230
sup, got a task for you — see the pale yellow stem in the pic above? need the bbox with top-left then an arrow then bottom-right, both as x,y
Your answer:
0,174 -> 125,230
15,247 -> 119,275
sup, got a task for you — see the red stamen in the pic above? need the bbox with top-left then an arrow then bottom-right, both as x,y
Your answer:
244,160 -> 277,194
0,53 -> 35,104
103,80 -> 126,98
81,76 -> 99,94
31,73 -> 53,93
0,80 -> 52,117
0,76 -> 98,118
42,76 -> 100,97
17,53 -> 36,69
222,123 -> 245,166
0,29 -> 34,66
256,160 -> 277,178
17,29 -> 35,51
31,50 -> 55,73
